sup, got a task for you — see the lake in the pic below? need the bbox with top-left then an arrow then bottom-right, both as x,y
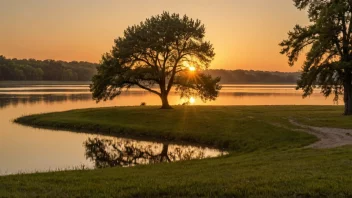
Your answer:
0,82 -> 340,175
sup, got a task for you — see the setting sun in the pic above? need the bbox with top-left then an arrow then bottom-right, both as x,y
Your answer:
189,66 -> 196,71
189,97 -> 196,104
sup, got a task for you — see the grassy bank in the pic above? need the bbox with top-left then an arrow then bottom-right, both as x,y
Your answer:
15,106 -> 320,152
2,106 -> 352,197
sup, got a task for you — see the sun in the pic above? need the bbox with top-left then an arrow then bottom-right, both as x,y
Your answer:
189,66 -> 196,71
189,97 -> 196,104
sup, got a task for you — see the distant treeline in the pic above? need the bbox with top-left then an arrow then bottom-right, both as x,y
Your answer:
206,69 -> 300,84
0,56 -> 299,83
0,56 -> 97,81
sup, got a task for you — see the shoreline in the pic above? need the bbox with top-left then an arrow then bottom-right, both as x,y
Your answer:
3,106 -> 352,197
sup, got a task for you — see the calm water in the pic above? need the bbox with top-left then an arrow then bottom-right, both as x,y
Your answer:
0,82 -> 339,175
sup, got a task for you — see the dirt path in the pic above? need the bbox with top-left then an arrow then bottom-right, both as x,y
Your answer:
289,119 -> 352,148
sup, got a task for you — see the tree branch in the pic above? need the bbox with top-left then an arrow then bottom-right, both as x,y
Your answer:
135,82 -> 161,96
340,12 -> 349,55
131,54 -> 155,68
333,39 -> 344,57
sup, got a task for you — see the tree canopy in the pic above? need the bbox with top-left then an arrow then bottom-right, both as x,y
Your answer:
280,0 -> 352,115
90,12 -> 221,108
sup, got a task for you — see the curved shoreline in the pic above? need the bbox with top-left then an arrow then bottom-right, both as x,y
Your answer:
13,106 -> 320,152
14,118 -> 227,151
14,116 -> 230,152
3,106 -> 352,197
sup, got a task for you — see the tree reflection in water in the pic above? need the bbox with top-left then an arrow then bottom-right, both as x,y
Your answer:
84,137 -> 215,168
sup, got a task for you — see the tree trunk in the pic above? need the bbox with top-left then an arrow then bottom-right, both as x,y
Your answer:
344,71 -> 352,115
160,144 -> 170,162
160,94 -> 172,109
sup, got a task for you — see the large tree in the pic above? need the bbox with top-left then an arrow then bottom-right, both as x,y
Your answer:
280,0 -> 352,115
90,12 -> 221,109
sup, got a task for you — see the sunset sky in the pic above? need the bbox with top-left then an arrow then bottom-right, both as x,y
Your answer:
0,0 -> 309,72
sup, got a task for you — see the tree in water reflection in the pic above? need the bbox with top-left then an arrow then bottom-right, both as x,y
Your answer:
84,138 -> 207,168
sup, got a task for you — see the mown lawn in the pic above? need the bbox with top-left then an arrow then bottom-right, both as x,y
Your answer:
1,106 -> 352,197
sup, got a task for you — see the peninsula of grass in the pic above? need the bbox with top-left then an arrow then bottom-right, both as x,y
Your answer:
2,106 -> 352,197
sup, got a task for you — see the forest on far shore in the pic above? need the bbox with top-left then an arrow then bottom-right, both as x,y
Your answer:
0,56 -> 96,81
0,56 -> 299,84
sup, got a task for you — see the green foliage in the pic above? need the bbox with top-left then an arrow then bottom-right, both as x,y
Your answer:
175,72 -> 222,101
90,12 -> 221,107
280,0 -> 352,111
0,56 -> 97,81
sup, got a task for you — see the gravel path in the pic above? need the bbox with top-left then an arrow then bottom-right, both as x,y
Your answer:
289,119 -> 352,149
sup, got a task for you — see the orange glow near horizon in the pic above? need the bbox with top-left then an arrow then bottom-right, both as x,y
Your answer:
0,0 -> 309,72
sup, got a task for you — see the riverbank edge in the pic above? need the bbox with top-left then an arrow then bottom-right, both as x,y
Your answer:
14,116 -> 235,153
14,105 -> 322,152
14,113 -> 227,152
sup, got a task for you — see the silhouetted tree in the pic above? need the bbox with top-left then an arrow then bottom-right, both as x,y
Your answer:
90,12 -> 221,109
280,0 -> 352,115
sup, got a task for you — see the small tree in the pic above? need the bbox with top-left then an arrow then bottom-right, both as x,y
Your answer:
90,12 -> 221,109
280,0 -> 352,115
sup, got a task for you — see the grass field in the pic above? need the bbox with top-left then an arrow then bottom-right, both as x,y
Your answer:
2,106 -> 352,197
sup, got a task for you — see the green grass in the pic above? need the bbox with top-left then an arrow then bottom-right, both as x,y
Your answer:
2,106 -> 352,197
14,106 -> 319,151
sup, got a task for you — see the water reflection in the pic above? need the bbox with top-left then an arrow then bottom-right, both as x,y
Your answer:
0,91 -> 341,110
0,92 -> 155,109
0,94 -> 92,109
84,137 -> 225,168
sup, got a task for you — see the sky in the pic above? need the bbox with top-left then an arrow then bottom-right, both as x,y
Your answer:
0,0 -> 309,72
